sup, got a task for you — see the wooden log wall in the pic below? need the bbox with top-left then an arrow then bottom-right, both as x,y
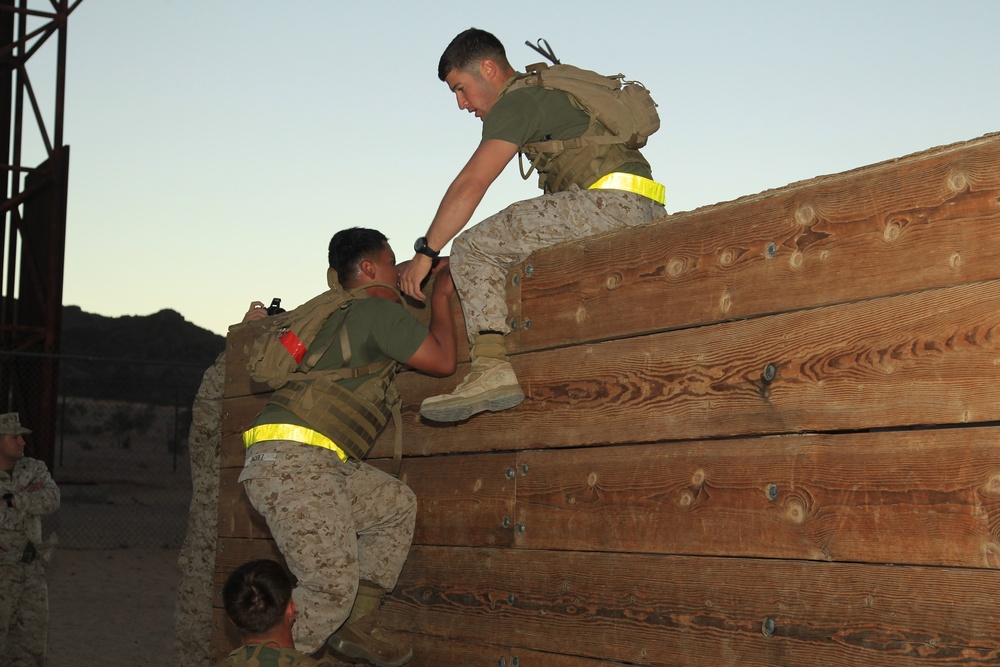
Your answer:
213,132 -> 1000,665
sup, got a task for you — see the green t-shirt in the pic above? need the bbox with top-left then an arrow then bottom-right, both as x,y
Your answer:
483,86 -> 590,146
252,297 -> 427,430
482,85 -> 652,180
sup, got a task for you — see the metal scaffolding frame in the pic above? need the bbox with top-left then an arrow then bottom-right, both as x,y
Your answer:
0,0 -> 82,468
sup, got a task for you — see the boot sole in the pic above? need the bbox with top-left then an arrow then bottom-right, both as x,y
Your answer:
420,388 -> 525,423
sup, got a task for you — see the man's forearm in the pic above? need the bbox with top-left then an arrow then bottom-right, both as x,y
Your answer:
424,175 -> 487,252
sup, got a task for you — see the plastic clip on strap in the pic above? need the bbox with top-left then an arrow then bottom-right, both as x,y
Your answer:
243,424 -> 349,463
589,172 -> 666,206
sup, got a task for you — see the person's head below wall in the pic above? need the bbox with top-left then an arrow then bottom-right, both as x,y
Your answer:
222,558 -> 294,638
328,227 -> 390,288
438,27 -> 510,81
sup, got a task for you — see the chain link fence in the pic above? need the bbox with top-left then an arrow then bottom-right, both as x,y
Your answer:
6,351 -> 217,550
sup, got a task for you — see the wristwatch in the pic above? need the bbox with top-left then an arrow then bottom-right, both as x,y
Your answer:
413,236 -> 440,259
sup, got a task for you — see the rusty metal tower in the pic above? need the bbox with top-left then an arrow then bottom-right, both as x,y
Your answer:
0,0 -> 81,468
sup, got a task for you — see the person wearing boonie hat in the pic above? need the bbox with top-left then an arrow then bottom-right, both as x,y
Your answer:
0,411 -> 59,666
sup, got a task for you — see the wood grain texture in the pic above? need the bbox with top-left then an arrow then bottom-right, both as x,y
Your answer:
512,427 -> 1000,567
211,134 -> 1000,667
216,466 -> 269,539
400,633 -> 624,667
373,279 -> 1000,458
216,451 -> 517,547
386,546 -> 1000,667
507,133 -> 1000,352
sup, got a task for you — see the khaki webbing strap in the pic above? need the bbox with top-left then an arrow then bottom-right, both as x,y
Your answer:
291,281 -> 401,379
300,305 -> 348,373
269,359 -> 397,461
340,324 -> 352,367
526,133 -> 623,154
290,359 -> 387,384
388,387 -> 404,477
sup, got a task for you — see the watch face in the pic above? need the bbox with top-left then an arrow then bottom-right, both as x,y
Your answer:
414,237 -> 437,258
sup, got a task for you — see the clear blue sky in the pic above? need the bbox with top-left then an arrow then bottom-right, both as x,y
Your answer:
37,0 -> 1000,336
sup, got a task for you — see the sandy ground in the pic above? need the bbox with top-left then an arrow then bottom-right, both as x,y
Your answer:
46,547 -> 180,667
36,398 -> 192,666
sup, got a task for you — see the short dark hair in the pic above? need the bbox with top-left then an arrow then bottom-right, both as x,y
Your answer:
328,227 -> 389,287
438,28 -> 509,81
222,559 -> 292,635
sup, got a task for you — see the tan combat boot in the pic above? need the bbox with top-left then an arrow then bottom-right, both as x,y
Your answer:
419,332 -> 525,422
325,581 -> 412,667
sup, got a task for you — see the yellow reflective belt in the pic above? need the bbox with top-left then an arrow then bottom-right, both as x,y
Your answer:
242,424 -> 349,463
589,172 -> 666,206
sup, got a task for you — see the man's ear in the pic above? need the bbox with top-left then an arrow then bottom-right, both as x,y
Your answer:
480,58 -> 497,80
359,258 -> 376,280
285,599 -> 296,624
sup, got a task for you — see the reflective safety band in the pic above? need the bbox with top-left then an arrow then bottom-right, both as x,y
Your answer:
589,172 -> 666,206
242,423 -> 349,462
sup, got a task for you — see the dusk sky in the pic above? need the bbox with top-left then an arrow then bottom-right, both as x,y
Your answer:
31,0 -> 1000,336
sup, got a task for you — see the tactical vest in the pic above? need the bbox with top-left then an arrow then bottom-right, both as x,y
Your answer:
499,63 -> 656,194
266,300 -> 401,463
246,282 -> 406,468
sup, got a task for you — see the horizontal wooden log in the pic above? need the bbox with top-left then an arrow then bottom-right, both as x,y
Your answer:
222,135 -> 1000,368
512,427 -> 1000,568
374,279 -> 1000,457
222,322 -> 272,400
216,466 -> 269,539
217,451 -> 517,548
219,392 -> 267,469
221,393 -> 268,440
401,633 -> 621,667
386,546 -> 1000,666
509,133 -> 1000,352
213,537 -> 284,591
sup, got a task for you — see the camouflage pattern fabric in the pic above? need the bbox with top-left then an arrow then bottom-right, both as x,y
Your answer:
450,187 -> 665,341
0,457 -> 59,667
174,352 -> 227,666
0,561 -> 47,667
219,641 -> 341,667
239,440 -> 416,655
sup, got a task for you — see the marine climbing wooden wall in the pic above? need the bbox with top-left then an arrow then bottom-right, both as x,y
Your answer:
213,132 -> 1000,666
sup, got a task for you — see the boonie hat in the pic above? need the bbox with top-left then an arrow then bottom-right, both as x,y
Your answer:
0,412 -> 31,436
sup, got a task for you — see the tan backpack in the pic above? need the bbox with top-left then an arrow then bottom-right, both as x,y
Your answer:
247,284 -> 388,390
510,61 -> 660,149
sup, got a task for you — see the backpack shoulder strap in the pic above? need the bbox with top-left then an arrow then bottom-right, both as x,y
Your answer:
296,281 -> 408,378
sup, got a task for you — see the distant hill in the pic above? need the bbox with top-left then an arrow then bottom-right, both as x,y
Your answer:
59,306 -> 226,406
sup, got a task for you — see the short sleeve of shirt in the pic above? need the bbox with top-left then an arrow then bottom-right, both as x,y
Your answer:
349,298 -> 428,366
482,87 -> 590,148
